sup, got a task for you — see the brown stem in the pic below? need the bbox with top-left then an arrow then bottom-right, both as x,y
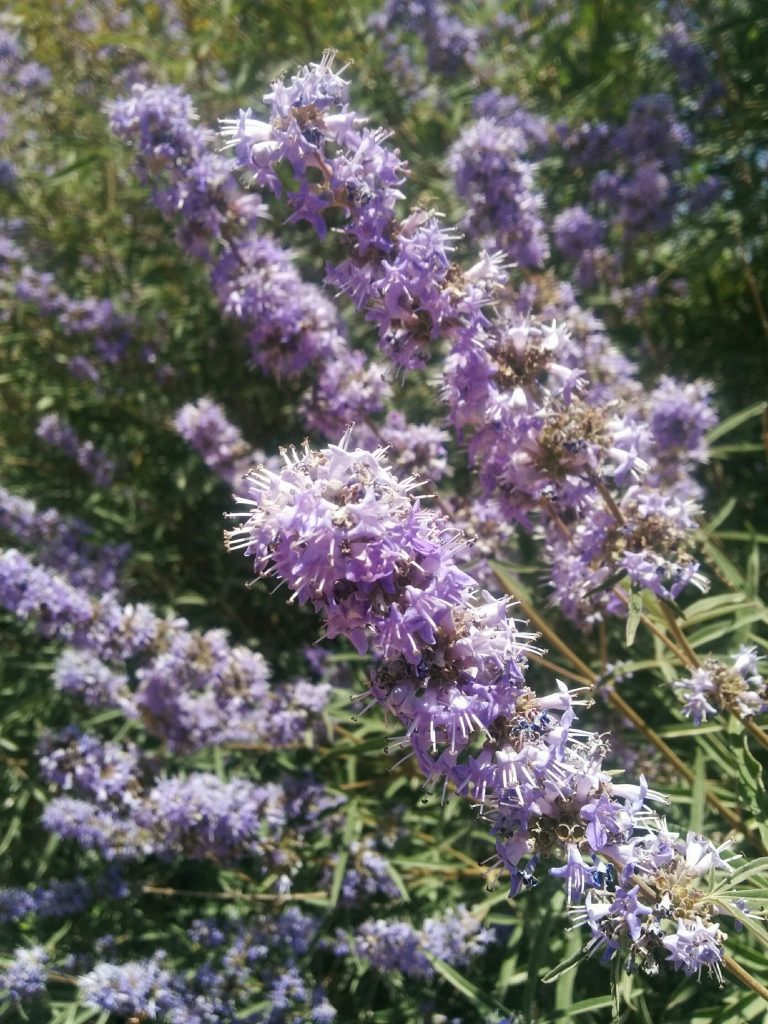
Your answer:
723,952 -> 768,1003
491,567 -> 762,842
606,686 -> 762,845
594,478 -> 625,525
658,601 -> 700,669
743,717 -> 768,755
141,884 -> 326,903
656,604 -> 768,753
493,571 -> 595,682
611,586 -> 691,665
529,651 -> 593,686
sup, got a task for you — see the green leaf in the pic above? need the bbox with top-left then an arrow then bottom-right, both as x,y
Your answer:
382,860 -> 410,902
689,748 -> 706,834
424,952 -> 512,1016
626,588 -> 642,646
736,737 -> 768,844
542,942 -> 589,984
547,995 -> 614,1020
328,800 -> 360,910
711,896 -> 768,948
706,497 -> 738,534
707,400 -> 767,443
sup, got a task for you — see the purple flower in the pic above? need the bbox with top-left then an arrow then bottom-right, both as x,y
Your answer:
0,947 -> 48,1001
661,917 -> 724,980
36,413 -> 116,488
673,649 -> 766,724
0,484 -> 129,592
448,118 -> 550,267
173,398 -> 257,486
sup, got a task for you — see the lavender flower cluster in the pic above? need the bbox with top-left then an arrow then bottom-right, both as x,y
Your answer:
0,543 -> 331,752
108,80 -> 450,487
35,413 -> 116,488
225,55 -> 717,626
3,8 -> 766,1019
334,903 -> 494,978
434,15 -> 725,315
0,483 -> 129,591
368,0 -> 480,97
7,228 -> 135,377
226,432 -> 742,981
673,647 -> 767,725
173,397 -> 265,488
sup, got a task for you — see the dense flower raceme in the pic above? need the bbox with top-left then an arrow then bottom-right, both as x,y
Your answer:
0,483 -> 129,592
368,0 -> 480,100
221,53 -> 485,372
223,56 -> 716,623
672,647 -> 767,725
109,80 -> 452,485
0,546 -> 330,752
0,29 -> 52,191
35,413 -> 116,488
3,225 -> 135,378
172,397 -> 276,489
226,434 -> 739,980
333,903 -> 494,979
451,70 -> 723,302
447,118 -> 549,268
0,878 -> 93,925
40,737 -> 340,867
7,902 -> 498,1022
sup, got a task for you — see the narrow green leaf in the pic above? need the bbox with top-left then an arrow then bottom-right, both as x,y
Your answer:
382,860 -> 410,902
542,942 -> 588,984
328,801 -> 360,910
707,401 -> 767,442
689,748 -> 706,834
707,498 -> 738,534
424,952 -> 512,1016
547,994 -> 614,1020
626,588 -> 642,646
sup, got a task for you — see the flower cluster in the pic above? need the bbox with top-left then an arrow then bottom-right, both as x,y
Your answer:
226,433 -> 737,982
41,743 -> 334,868
673,648 -> 767,725
225,57 -> 716,625
8,231 -> 135,376
0,878 -> 92,924
0,483 -> 129,592
109,81 -> 397,441
334,904 -> 495,979
223,53 -> 474,371
0,545 -> 330,751
3,10 -> 765,1019
447,118 -> 549,267
368,0 -> 480,96
36,413 -> 116,488
173,397 -> 262,487
578,829 -> 735,982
